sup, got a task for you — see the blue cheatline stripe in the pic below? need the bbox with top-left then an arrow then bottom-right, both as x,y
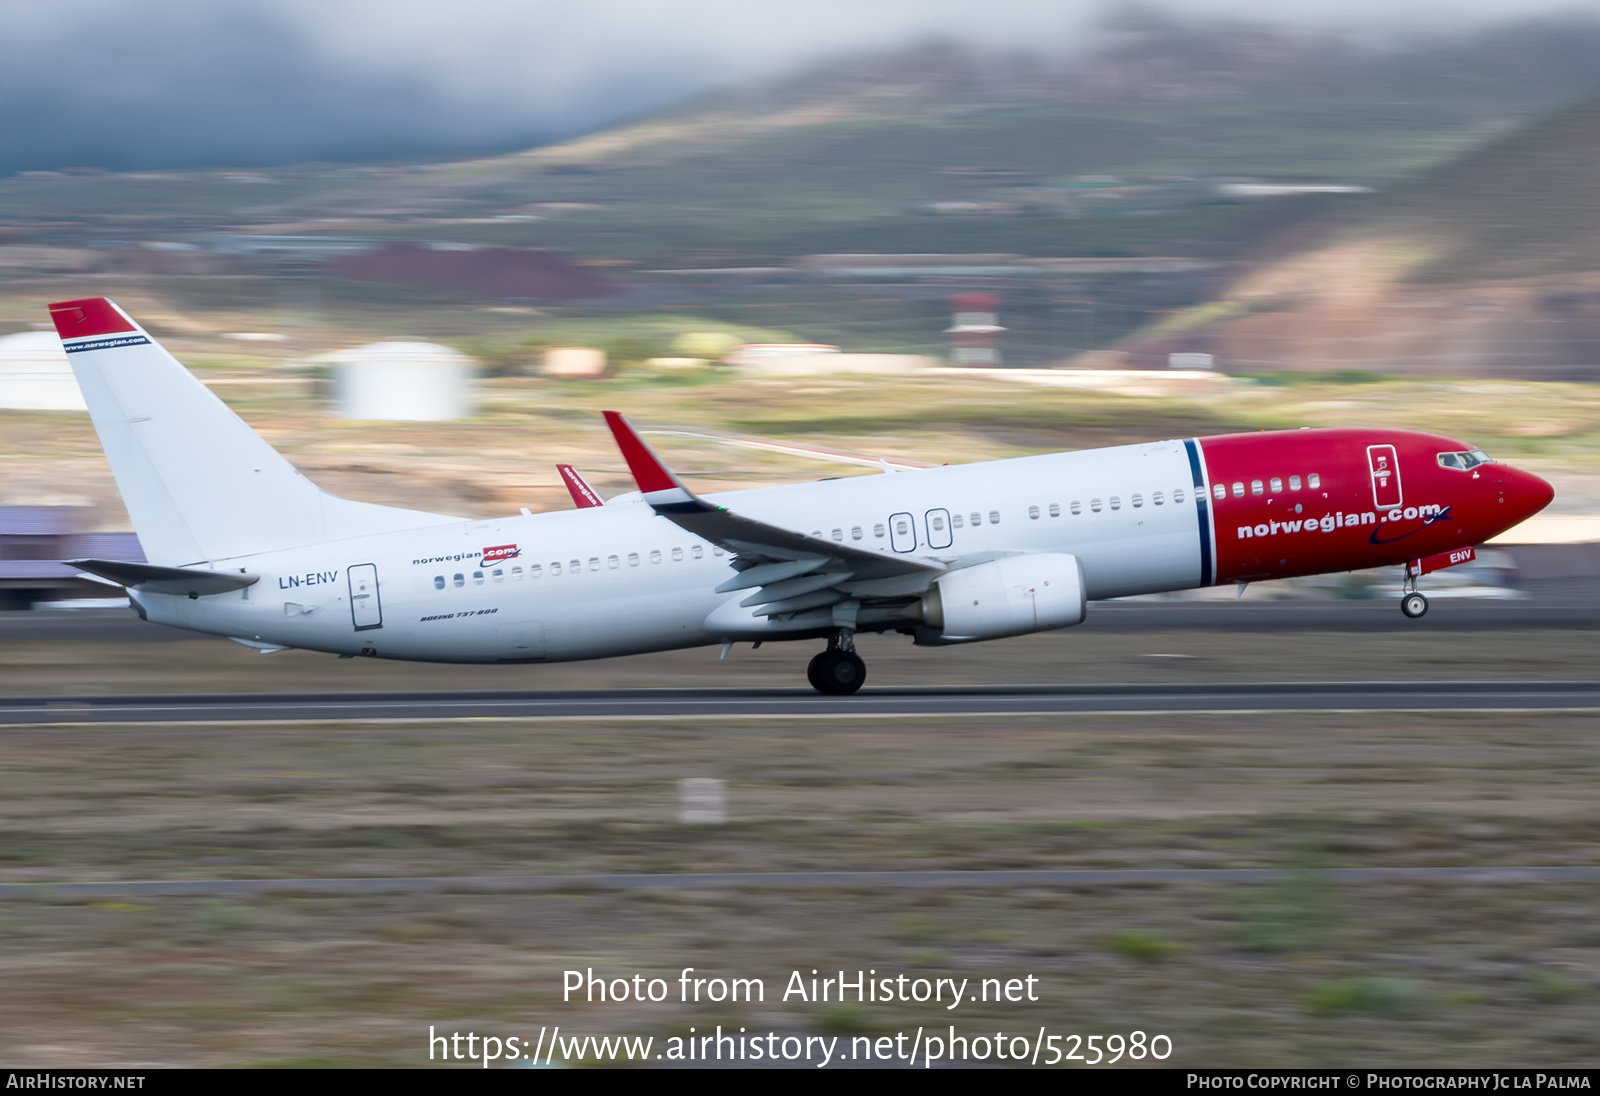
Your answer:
63,334 -> 150,354
1184,439 -> 1214,586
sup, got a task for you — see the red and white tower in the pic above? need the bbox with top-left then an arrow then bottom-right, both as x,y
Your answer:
946,292 -> 1004,367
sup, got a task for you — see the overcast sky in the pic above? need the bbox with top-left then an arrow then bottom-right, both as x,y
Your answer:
2,0 -> 1599,172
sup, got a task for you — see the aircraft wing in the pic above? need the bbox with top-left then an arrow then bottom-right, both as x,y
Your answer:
603,411 -> 941,622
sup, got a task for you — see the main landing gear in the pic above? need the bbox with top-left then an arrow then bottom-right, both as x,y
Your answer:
807,632 -> 866,695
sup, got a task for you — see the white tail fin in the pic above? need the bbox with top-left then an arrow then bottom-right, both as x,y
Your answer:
51,298 -> 460,566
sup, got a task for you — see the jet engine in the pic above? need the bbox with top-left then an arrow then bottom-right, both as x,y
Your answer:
917,553 -> 1086,644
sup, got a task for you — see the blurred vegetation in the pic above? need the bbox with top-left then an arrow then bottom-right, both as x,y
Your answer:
1234,864 -> 1338,954
1306,975 -> 1427,1016
1105,929 -> 1181,962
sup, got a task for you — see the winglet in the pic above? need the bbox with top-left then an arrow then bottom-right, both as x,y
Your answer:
602,411 -> 709,512
557,464 -> 605,508
49,297 -> 137,340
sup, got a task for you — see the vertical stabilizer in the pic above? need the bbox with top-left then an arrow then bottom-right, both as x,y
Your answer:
51,298 -> 459,565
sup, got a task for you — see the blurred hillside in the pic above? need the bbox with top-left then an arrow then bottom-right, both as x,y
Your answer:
0,16 -> 1598,368
1122,89 -> 1600,378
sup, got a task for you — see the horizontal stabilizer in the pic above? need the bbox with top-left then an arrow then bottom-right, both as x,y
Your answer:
67,558 -> 258,597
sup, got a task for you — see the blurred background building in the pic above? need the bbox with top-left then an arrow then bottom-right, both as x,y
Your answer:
0,332 -> 85,411
320,342 -> 478,421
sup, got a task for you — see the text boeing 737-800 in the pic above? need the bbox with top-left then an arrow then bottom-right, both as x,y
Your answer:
50,297 -> 1553,694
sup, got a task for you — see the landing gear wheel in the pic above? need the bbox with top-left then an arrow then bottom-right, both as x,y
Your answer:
806,650 -> 830,692
1401,592 -> 1429,619
808,650 -> 866,695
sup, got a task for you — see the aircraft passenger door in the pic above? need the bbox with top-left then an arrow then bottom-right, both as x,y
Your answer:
1367,445 -> 1403,509
348,563 -> 383,631
889,511 -> 918,553
925,508 -> 952,550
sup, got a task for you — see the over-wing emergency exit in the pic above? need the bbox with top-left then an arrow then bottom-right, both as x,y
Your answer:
52,297 -> 1553,693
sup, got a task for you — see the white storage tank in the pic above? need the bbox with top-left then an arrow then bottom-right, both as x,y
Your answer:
323,341 -> 477,421
0,331 -> 86,411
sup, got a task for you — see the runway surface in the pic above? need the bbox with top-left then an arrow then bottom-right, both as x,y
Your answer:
3,866 -> 1596,899
2,679 -> 1599,724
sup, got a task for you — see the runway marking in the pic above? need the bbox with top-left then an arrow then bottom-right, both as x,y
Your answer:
5,707 -> 1600,729
3,682 -> 1600,726
3,865 -> 1597,898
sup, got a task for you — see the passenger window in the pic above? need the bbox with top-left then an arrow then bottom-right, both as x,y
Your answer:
627,552 -> 639,567
649,550 -> 661,564
952,513 -> 964,528
434,575 -> 445,589
1174,488 -> 1185,505
550,562 -> 562,576
1270,477 -> 1282,493
851,526 -> 863,540
1131,494 -> 1142,508
1028,505 -> 1040,520
1289,475 -> 1302,491
970,512 -> 981,527
895,518 -> 909,535
691,545 -> 703,559
1090,499 -> 1102,513
931,514 -> 946,532
831,528 -> 843,541
1251,480 -> 1263,496
1109,497 -> 1121,511
530,564 -> 542,578
1048,503 -> 1060,517
1152,491 -> 1163,506
453,573 -> 464,587
1213,484 -> 1225,500
492,568 -> 504,582
511,565 -> 522,580
1232,482 -> 1245,498
672,547 -> 683,561
607,555 -> 619,569
1308,473 -> 1321,489
569,559 -> 581,574
874,524 -> 885,538
473,570 -> 484,585
713,547 -> 725,557
988,510 -> 1000,524
1069,501 -> 1081,515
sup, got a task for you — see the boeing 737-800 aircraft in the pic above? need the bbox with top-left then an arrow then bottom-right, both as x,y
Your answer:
52,297 -> 1553,694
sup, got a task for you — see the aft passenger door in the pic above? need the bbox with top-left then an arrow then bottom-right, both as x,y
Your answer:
889,511 -> 917,553
347,563 -> 382,631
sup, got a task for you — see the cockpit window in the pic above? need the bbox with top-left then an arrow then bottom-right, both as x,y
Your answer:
1437,449 -> 1494,471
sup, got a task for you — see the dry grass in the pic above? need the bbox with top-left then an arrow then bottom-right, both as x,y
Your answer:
0,628 -> 1597,1066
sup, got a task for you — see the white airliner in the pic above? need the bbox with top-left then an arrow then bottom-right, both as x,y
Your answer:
51,297 -> 1552,694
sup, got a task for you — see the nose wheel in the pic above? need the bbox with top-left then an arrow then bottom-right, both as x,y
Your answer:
807,634 -> 866,695
1401,591 -> 1429,619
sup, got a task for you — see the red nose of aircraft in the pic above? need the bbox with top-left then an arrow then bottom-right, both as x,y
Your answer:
1498,463 -> 1555,530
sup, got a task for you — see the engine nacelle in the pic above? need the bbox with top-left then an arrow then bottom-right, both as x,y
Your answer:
918,553 -> 1086,643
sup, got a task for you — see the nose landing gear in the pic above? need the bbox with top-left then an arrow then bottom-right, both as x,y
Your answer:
807,632 -> 866,695
1400,565 -> 1429,619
